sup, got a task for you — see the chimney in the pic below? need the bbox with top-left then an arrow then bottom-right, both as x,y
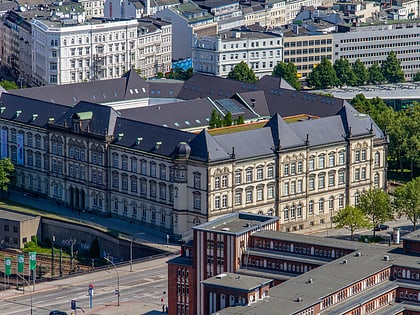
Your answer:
146,0 -> 150,16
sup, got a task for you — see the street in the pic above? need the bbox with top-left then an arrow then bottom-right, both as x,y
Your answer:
0,257 -> 170,315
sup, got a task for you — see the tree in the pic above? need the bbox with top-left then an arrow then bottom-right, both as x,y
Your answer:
413,72 -> 420,82
234,115 -> 244,125
0,158 -> 15,197
0,80 -> 19,90
165,67 -> 194,81
306,57 -> 339,89
209,109 -> 221,129
272,62 -> 301,90
333,206 -> 371,240
224,112 -> 233,127
381,51 -> 405,83
368,63 -> 385,85
352,59 -> 368,86
358,189 -> 393,236
227,61 -> 257,83
333,58 -> 356,86
394,177 -> 420,231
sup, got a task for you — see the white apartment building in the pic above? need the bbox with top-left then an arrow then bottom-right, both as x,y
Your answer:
75,0 -> 105,19
333,20 -> 420,80
192,29 -> 283,78
31,17 -> 172,86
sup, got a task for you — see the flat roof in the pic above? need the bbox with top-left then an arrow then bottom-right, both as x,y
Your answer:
193,212 -> 278,235
0,209 -> 38,222
202,272 -> 272,291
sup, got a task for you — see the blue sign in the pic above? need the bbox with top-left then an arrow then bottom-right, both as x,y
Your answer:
71,299 -> 77,310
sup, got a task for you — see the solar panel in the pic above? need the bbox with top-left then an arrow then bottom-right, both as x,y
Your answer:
217,99 -> 244,115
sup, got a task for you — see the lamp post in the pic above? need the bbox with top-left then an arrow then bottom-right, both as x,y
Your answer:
70,239 -> 76,273
104,256 -> 120,306
129,233 -> 144,272
51,235 -> 55,277
17,274 -> 33,315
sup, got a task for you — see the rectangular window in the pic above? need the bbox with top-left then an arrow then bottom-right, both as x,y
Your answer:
235,171 -> 241,184
309,177 -> 315,190
329,154 -> 335,167
283,182 -> 289,196
361,149 -> 367,161
257,187 -> 263,201
246,190 -> 253,203
361,167 -> 366,180
246,169 -> 253,182
329,173 -> 335,186
290,163 -> 296,175
257,168 -> 263,180
222,194 -> 227,208
284,164 -> 289,176
267,166 -> 274,179
355,151 -> 360,162
339,152 -> 345,165
235,191 -> 242,205
297,179 -> 302,193
215,196 -> 220,209
309,158 -> 315,171
319,156 -> 325,169
297,161 -> 303,174
214,176 -> 220,189
354,168 -> 360,181
267,186 -> 274,199
222,175 -> 228,188
339,171 -> 345,184
318,175 -> 325,189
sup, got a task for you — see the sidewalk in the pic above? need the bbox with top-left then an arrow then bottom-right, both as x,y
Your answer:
6,192 -> 180,253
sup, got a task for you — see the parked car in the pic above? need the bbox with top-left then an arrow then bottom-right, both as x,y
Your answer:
374,224 -> 389,231
49,311 -> 67,315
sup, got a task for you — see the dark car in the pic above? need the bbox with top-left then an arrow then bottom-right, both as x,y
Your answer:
374,224 -> 389,231
49,311 -> 67,315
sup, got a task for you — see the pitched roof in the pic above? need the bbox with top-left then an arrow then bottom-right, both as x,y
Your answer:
265,113 -> 305,149
188,129 -> 230,162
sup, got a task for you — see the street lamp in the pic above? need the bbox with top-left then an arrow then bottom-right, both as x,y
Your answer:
17,274 -> 33,315
129,233 -> 144,272
70,239 -> 76,273
51,235 -> 55,277
104,256 -> 120,306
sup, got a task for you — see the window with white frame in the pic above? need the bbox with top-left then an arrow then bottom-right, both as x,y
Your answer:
338,194 -> 344,208
290,163 -> 296,175
283,207 -> 289,220
290,181 -> 296,194
338,151 -> 345,165
361,167 -> 366,180
297,204 -> 302,217
257,186 -> 264,201
374,173 -> 380,188
246,188 -> 253,203
329,153 -> 335,167
235,170 -> 242,184
214,176 -> 220,189
235,190 -> 242,205
246,168 -> 253,182
267,185 -> 274,199
194,173 -> 201,189
222,175 -> 228,188
374,152 -> 380,167
267,165 -> 274,179
257,167 -> 263,180
222,194 -> 227,208
297,179 -> 302,193
283,182 -> 289,196
328,172 -> 335,187
319,198 -> 324,212
215,196 -> 221,209
318,155 -> 325,169
309,157 -> 315,171
284,164 -> 289,176
361,148 -> 367,161
290,205 -> 295,218
354,192 -> 360,205
338,170 -> 345,184
297,161 -> 303,174
354,168 -> 360,181
308,200 -> 314,214
318,174 -> 325,189
329,197 -> 334,211
355,150 -> 360,162
309,176 -> 315,190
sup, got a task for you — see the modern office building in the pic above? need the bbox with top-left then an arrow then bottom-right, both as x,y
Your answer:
333,19 -> 420,81
0,73 -> 387,238
168,212 -> 420,315
192,28 -> 283,78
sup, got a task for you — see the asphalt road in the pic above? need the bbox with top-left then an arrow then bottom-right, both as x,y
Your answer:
0,257 -> 170,315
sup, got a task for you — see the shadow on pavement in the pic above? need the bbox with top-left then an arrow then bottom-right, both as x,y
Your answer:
143,311 -> 166,315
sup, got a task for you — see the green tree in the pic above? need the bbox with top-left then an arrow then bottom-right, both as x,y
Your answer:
368,63 -> 385,85
272,62 -> 301,90
0,158 -> 15,197
358,189 -> 393,236
381,51 -> 405,83
88,237 -> 100,258
333,206 -> 372,241
209,109 -> 220,129
224,112 -> 233,127
401,103 -> 420,177
306,57 -> 339,89
0,80 -> 19,90
413,72 -> 420,82
352,59 -> 368,86
227,61 -> 257,83
165,67 -> 194,81
234,115 -> 244,125
394,177 -> 420,231
333,57 -> 357,86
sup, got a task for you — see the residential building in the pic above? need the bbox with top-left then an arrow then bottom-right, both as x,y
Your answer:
386,0 -> 420,19
168,212 -> 420,315
333,19 -> 420,81
29,15 -> 171,85
195,0 -> 244,31
103,0 -> 180,19
332,0 -> 380,24
282,25 -> 333,79
0,73 -> 387,238
192,28 -> 283,78
155,1 -> 218,60
75,0 -> 105,19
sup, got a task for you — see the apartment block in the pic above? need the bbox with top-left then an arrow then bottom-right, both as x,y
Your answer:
192,28 -> 283,78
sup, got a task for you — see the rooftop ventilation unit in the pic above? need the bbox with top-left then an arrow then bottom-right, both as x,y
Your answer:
16,110 -> 22,117
342,259 -> 348,264
32,114 -> 38,121
355,252 -> 362,257
155,141 -> 162,150
0,107 -> 5,114
136,137 -> 143,145
296,297 -> 303,302
118,133 -> 124,141
307,278 -> 313,284
384,255 -> 390,261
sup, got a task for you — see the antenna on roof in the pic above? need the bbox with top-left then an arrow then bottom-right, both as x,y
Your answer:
231,147 -> 235,159
305,134 -> 309,146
